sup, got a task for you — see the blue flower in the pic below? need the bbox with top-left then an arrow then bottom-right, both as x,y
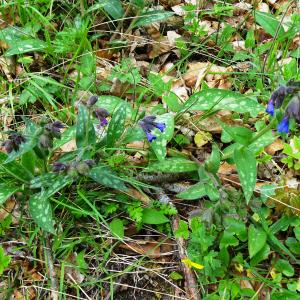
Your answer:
277,116 -> 289,133
146,132 -> 157,142
266,99 -> 275,116
139,116 -> 166,142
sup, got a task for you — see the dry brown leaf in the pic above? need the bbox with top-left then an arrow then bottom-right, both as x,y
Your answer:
119,240 -> 162,258
257,2 -> 270,13
125,188 -> 150,204
265,139 -> 284,155
218,162 -> 236,175
183,62 -> 210,88
148,36 -> 172,59
0,198 -> 16,220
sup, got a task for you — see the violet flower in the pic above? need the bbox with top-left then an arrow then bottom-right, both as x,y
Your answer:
2,132 -> 26,153
94,108 -> 109,127
139,116 -> 166,142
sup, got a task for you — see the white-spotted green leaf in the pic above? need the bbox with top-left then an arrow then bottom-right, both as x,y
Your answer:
0,184 -> 18,205
234,148 -> 257,203
76,104 -> 96,148
30,174 -> 72,189
249,131 -> 275,153
145,158 -> 198,173
142,208 -> 169,224
0,152 -> 33,183
107,103 -> 126,148
177,182 -> 207,200
255,11 -> 285,37
88,165 -> 127,191
96,96 -> 133,118
4,39 -> 47,56
248,225 -> 267,258
29,192 -> 55,234
109,218 -> 124,240
54,126 -> 76,150
132,10 -> 174,28
183,89 -> 263,117
102,0 -> 124,19
151,113 -> 174,161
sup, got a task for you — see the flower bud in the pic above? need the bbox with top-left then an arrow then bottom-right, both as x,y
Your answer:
39,134 -> 53,148
87,95 -> 98,107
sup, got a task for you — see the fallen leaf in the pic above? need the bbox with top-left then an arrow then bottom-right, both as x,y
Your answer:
265,139 -> 284,155
194,131 -> 212,148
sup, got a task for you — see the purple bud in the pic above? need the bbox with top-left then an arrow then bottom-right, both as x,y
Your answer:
2,140 -> 14,153
52,162 -> 69,172
39,134 -> 53,148
87,95 -> 98,107
84,159 -> 95,167
285,97 -> 300,123
277,116 -> 289,134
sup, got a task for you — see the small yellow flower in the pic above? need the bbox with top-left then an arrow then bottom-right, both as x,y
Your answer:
182,258 -> 204,270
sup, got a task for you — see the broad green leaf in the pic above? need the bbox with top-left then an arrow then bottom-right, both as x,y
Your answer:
255,11 -> 285,37
249,130 -> 276,153
109,218 -> 124,240
107,103 -> 126,148
4,39 -> 47,56
0,184 -> 18,205
29,192 -> 55,234
250,244 -> 270,267
151,113 -> 174,161
0,246 -> 11,275
221,124 -> 253,146
76,104 -> 96,148
234,147 -> 257,203
54,126 -> 76,149
88,165 -> 127,190
21,150 -> 36,174
0,26 -> 27,43
162,92 -> 182,112
294,228 -> 300,241
205,144 -> 220,174
177,182 -> 207,200
224,217 -> 247,242
132,10 -> 174,28
142,208 -> 169,224
220,231 -> 239,249
30,174 -> 72,189
0,152 -> 33,183
183,89 -> 263,117
275,259 -> 294,277
248,225 -> 267,258
103,0 -> 124,19
145,158 -> 198,173
285,237 -> 300,254
96,96 -> 133,118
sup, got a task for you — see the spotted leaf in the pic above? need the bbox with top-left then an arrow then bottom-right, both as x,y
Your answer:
151,113 -> 174,161
145,158 -> 198,173
234,147 -> 257,203
107,103 -> 126,148
0,184 -> 18,205
183,89 -> 263,117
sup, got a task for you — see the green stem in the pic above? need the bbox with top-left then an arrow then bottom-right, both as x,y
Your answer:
221,118 -> 277,161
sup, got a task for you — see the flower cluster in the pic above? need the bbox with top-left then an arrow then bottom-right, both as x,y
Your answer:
139,116 -> 166,142
39,121 -> 65,149
86,95 -> 110,127
52,159 -> 95,176
2,132 -> 26,153
266,85 -> 300,133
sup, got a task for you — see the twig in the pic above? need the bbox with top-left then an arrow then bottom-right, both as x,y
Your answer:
44,233 -> 59,300
172,215 -> 201,300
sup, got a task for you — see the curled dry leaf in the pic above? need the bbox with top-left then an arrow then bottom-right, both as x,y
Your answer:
125,187 -> 150,205
265,139 -> 284,155
119,240 -> 162,258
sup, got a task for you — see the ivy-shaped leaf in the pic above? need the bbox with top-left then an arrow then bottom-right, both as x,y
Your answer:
151,113 -> 174,161
234,147 -> 257,203
183,89 -> 263,117
88,165 -> 127,191
29,192 -> 55,234
145,158 -> 198,173
107,103 -> 126,148
76,104 -> 96,148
